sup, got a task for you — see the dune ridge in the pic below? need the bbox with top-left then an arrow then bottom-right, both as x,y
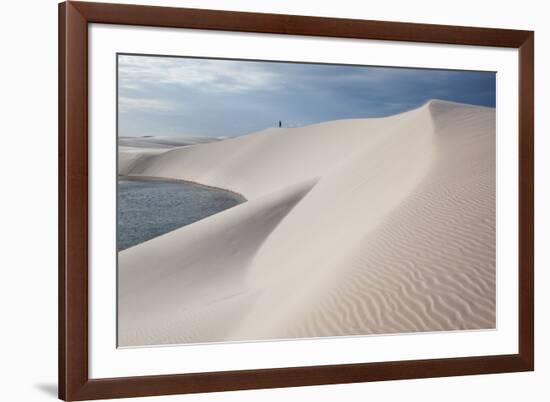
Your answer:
118,100 -> 496,346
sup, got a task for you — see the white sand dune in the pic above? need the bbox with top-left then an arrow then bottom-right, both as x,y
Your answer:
118,100 -> 496,346
118,137 -> 220,175
118,135 -> 219,148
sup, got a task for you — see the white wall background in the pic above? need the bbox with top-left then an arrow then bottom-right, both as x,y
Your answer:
0,0 -> 546,401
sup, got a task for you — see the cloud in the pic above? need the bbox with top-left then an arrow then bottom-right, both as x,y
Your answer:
119,96 -> 177,113
119,55 -> 279,93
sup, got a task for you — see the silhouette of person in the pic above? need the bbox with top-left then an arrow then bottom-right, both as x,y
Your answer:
279,120 -> 282,128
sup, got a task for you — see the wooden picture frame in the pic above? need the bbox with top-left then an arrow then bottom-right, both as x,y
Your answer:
59,1 -> 534,400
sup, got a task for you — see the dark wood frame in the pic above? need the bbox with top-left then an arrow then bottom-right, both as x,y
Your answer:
59,1 -> 534,400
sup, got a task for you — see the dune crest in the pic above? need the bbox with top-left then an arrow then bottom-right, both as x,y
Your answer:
118,100 -> 496,346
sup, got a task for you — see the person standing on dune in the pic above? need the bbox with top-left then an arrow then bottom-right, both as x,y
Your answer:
279,120 -> 282,128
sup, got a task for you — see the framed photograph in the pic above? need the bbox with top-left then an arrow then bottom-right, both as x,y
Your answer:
59,1 -> 534,400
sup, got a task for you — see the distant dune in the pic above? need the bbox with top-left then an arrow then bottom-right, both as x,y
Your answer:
118,136 -> 220,174
118,100 -> 496,346
118,135 -> 219,148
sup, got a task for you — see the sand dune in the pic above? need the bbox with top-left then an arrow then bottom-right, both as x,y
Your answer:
118,100 -> 496,346
118,135 -> 219,148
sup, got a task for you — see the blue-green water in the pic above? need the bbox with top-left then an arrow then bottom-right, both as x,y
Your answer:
117,179 -> 244,251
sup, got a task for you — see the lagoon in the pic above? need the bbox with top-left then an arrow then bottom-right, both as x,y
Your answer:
118,178 -> 244,251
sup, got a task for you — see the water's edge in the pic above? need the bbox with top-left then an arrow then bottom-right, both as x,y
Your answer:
119,175 -> 247,202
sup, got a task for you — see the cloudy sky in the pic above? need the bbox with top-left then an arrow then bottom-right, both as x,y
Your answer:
118,54 -> 496,138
